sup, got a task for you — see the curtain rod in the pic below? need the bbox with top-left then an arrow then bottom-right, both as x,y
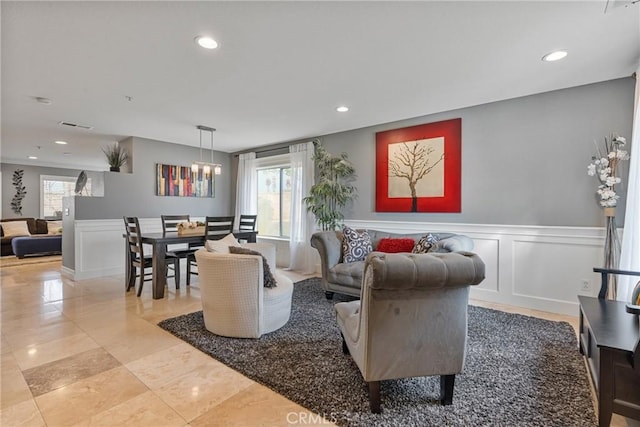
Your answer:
233,146 -> 290,158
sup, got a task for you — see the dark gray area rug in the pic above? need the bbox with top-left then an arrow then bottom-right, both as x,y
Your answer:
158,278 -> 596,426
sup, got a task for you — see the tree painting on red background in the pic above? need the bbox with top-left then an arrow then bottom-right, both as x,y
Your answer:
388,138 -> 445,212
376,118 -> 461,212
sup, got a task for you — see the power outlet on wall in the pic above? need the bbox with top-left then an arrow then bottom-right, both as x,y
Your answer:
580,279 -> 591,292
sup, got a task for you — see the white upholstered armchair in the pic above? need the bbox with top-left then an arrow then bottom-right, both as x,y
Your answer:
195,243 -> 294,338
335,251 -> 485,413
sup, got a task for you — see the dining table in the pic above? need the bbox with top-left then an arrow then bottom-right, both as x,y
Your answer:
137,230 -> 258,299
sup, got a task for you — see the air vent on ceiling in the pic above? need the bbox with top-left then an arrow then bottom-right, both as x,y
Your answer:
58,121 -> 94,130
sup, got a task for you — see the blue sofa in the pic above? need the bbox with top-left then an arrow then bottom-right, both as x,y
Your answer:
11,235 -> 62,258
1,218 -> 62,257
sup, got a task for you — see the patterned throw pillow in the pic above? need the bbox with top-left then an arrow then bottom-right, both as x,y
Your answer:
228,246 -> 277,288
341,226 -> 373,263
376,238 -> 415,253
412,233 -> 441,254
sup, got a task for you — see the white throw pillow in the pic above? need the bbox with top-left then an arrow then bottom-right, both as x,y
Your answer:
205,233 -> 240,253
1,221 -> 31,238
47,221 -> 63,235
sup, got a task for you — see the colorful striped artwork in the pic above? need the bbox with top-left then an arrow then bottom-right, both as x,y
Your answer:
156,164 -> 214,197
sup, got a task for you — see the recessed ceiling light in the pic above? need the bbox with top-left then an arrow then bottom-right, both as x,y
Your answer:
336,106 -> 349,113
195,36 -> 218,49
542,50 -> 568,62
54,140 -> 68,145
28,156 -> 38,160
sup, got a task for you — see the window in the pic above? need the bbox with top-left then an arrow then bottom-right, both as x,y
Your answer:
257,166 -> 291,238
40,175 -> 91,219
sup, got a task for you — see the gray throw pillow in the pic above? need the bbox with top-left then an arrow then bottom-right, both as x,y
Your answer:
341,226 -> 373,263
412,233 -> 441,254
228,246 -> 277,288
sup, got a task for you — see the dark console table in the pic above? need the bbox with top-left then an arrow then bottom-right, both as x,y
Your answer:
578,295 -> 640,426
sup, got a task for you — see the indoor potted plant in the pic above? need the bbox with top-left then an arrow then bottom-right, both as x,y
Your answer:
303,140 -> 357,231
102,142 -> 128,172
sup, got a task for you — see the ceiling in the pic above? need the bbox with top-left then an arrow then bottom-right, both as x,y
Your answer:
1,1 -> 639,171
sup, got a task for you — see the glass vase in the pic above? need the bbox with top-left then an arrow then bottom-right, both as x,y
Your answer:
603,208 -> 621,300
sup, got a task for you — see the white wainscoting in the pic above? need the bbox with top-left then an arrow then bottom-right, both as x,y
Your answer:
68,217 -> 287,279
69,218 -> 168,281
344,220 -> 607,316
68,218 -> 607,316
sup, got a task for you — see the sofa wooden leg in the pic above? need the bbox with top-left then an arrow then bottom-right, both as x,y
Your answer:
440,374 -> 455,405
341,334 -> 350,355
325,291 -> 334,300
368,381 -> 381,413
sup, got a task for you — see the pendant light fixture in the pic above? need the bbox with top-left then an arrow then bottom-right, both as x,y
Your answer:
192,125 -> 222,176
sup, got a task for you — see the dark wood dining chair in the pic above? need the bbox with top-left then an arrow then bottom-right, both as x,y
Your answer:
238,214 -> 257,232
161,214 -> 190,234
161,214 -> 199,287
186,216 -> 236,285
124,216 -> 179,297
205,216 -> 236,240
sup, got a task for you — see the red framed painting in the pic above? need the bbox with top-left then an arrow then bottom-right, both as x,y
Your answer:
376,118 -> 461,212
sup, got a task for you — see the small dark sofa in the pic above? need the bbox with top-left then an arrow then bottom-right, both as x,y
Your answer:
1,218 -> 62,257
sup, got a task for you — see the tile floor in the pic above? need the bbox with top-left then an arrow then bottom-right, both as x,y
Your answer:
1,259 -> 638,426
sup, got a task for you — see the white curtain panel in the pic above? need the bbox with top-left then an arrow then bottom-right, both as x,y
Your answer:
618,70 -> 640,301
289,141 -> 316,274
235,152 -> 257,228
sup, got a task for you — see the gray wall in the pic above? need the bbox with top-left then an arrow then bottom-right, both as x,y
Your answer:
289,78 -> 633,228
74,137 -> 233,219
62,196 -> 75,269
0,163 -> 99,218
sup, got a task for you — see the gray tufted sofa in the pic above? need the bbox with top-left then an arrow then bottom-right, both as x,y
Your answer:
310,229 -> 474,299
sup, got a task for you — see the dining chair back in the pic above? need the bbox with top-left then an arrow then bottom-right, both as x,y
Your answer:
161,214 -> 190,233
124,216 -> 151,296
204,216 -> 235,240
186,216 -> 235,285
124,216 -> 144,262
124,216 -> 179,297
161,214 -> 198,287
238,214 -> 258,232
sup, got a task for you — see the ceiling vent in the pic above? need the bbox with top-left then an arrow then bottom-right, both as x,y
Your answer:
58,121 -> 94,130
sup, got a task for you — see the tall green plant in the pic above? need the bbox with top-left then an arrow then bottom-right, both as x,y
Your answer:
303,140 -> 357,231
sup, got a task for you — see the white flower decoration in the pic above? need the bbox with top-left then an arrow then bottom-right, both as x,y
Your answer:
617,150 -> 629,160
588,134 -> 628,209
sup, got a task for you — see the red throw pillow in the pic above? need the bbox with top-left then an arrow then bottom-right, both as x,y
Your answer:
376,238 -> 415,253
